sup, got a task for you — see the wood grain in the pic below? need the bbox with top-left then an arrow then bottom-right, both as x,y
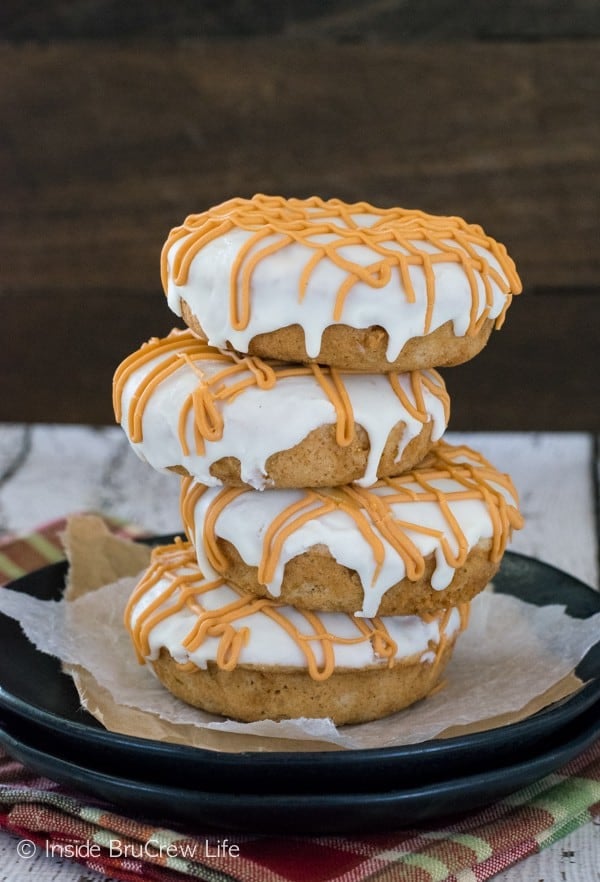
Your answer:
1,41 -> 598,426
2,0 -> 600,40
445,292 -> 600,431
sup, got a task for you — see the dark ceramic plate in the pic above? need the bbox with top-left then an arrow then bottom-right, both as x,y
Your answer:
0,550 -> 599,795
1,703 -> 599,834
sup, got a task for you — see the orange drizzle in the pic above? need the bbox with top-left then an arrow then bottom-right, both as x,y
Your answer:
258,493 -> 336,585
113,329 -> 448,457
311,364 -> 355,446
202,485 -> 248,571
123,538 -> 226,662
343,484 -> 426,581
161,195 -> 522,334
125,541 -> 468,681
179,476 -> 208,539
112,330 -> 230,442
180,441 -> 524,599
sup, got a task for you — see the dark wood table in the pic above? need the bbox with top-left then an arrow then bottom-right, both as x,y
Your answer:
1,17 -> 599,431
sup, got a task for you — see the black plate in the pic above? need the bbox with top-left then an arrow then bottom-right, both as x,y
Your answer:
0,550 -> 599,795
1,703 -> 599,834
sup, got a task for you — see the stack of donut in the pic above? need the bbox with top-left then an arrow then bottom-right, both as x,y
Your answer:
114,195 -> 524,725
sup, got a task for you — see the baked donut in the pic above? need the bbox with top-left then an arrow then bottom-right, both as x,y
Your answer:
113,329 -> 449,489
125,540 -> 469,725
180,441 -> 524,618
161,194 -> 522,372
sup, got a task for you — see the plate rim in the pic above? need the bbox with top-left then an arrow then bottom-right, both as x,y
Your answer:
1,702 -> 599,807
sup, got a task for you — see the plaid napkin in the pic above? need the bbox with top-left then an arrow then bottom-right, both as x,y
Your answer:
1,517 -> 599,882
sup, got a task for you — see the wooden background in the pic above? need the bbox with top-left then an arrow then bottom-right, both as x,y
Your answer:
1,2 -> 599,429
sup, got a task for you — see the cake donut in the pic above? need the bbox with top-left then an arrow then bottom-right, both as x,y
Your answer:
125,540 -> 469,724
180,441 -> 524,618
161,194 -> 522,372
113,329 -> 450,489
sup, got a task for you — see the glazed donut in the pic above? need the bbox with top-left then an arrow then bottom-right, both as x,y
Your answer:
125,540 -> 469,724
180,441 -> 524,618
113,329 -> 449,490
161,195 -> 522,372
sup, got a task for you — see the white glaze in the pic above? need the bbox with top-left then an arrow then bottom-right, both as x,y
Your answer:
117,337 -> 448,489
127,551 -> 462,671
164,206 -> 516,362
187,445 -> 521,618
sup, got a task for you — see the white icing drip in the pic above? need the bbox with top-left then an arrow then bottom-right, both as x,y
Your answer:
165,214 -> 514,362
128,558 -> 462,671
188,461 -> 519,618
117,341 -> 448,490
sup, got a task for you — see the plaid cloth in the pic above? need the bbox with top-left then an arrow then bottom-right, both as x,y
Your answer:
1,517 -> 599,882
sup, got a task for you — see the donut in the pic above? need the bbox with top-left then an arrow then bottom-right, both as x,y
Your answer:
124,540 -> 469,725
113,329 -> 449,489
180,441 -> 524,618
161,194 -> 522,372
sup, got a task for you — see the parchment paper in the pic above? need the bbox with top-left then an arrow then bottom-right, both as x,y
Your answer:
0,515 -> 597,752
